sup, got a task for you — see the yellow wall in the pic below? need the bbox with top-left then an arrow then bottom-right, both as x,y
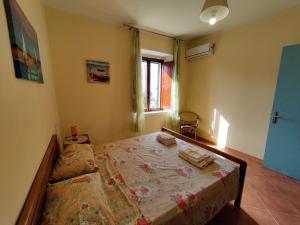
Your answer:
140,31 -> 173,54
2,1 -> 299,223
186,5 -> 300,158
46,7 -> 187,144
0,0 -> 60,224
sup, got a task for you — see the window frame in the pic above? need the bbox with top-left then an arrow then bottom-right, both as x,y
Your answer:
142,57 -> 164,112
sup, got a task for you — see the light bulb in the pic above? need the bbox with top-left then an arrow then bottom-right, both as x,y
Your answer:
209,16 -> 217,25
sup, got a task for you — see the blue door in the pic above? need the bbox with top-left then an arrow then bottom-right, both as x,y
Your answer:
264,44 -> 300,180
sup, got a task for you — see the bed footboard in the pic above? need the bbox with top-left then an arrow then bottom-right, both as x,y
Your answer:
161,127 -> 247,208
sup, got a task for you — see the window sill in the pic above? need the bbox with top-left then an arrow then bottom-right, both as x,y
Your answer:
144,109 -> 170,115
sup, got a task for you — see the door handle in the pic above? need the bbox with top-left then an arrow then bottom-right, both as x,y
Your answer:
272,112 -> 281,124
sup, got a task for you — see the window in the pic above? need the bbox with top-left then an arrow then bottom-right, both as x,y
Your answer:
142,57 -> 173,111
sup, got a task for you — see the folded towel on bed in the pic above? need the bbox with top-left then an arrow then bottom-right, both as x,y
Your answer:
157,132 -> 176,146
179,148 -> 214,169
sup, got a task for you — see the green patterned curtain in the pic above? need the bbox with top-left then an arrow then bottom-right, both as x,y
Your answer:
131,28 -> 144,132
169,38 -> 181,130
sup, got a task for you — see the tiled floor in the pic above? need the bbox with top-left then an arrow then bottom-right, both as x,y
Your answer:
204,145 -> 300,225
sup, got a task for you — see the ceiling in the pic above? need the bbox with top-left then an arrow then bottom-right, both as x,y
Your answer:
45,0 -> 300,40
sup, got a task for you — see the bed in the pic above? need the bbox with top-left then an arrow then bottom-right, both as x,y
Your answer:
16,127 -> 247,225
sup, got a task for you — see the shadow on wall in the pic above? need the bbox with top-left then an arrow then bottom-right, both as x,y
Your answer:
209,108 -> 230,148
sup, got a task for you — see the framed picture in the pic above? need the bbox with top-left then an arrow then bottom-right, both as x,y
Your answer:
86,60 -> 110,83
3,0 -> 43,83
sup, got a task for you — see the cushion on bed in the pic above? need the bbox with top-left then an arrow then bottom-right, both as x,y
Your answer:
42,173 -> 115,225
51,144 -> 97,182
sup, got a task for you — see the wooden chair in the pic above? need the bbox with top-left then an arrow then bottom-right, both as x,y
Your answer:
179,111 -> 199,139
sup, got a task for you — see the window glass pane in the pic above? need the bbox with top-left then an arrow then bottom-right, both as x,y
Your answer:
150,62 -> 161,109
142,61 -> 147,109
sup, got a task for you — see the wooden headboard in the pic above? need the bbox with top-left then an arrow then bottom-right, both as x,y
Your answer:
16,135 -> 59,225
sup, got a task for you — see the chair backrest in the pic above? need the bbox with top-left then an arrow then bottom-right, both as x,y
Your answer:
179,111 -> 199,125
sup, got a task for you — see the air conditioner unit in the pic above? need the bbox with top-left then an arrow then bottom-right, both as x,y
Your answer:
185,43 -> 214,60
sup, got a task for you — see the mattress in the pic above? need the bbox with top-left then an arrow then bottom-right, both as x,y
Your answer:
93,132 -> 239,225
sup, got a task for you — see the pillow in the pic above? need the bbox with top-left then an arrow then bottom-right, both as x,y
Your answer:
51,144 -> 97,182
42,173 -> 115,225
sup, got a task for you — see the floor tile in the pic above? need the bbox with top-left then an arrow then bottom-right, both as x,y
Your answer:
271,211 -> 300,225
267,176 -> 299,193
256,189 -> 299,215
241,185 -> 265,209
196,139 -> 300,224
248,175 -> 278,192
241,206 -> 278,225
290,200 -> 300,214
261,167 -> 288,179
246,165 -> 265,177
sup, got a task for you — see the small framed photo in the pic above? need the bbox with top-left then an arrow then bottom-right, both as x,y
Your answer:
86,60 -> 110,83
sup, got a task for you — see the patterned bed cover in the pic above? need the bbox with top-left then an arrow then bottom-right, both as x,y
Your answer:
93,132 -> 239,225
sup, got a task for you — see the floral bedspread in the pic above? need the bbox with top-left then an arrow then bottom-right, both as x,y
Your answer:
93,132 -> 239,225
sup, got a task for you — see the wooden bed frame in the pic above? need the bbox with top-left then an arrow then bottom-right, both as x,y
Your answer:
161,127 -> 247,209
16,128 -> 247,225
17,135 -> 60,225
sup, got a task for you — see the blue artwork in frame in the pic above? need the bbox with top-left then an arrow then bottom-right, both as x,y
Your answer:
3,0 -> 44,83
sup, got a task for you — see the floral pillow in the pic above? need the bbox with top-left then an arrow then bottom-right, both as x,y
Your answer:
51,144 -> 97,182
42,173 -> 115,225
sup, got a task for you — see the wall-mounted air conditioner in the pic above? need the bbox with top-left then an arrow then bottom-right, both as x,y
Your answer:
185,43 -> 214,60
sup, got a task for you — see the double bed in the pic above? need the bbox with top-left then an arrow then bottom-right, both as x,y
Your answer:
17,127 -> 247,225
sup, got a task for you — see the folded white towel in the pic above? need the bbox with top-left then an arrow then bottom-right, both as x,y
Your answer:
157,133 -> 176,146
179,148 -> 208,162
179,148 -> 214,169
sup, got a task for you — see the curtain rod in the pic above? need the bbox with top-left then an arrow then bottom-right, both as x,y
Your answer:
123,24 -> 182,40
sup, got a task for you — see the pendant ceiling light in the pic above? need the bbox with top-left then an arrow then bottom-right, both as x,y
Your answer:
200,0 -> 229,26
